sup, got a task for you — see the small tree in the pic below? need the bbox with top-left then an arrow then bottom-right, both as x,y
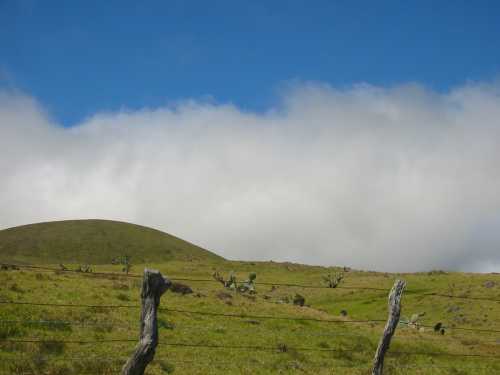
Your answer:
323,272 -> 344,288
213,271 -> 237,289
113,255 -> 133,274
239,272 -> 257,294
213,271 -> 256,293
122,255 -> 132,274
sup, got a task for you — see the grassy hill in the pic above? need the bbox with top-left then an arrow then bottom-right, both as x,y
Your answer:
0,220 -> 499,374
0,219 -> 224,264
0,260 -> 499,374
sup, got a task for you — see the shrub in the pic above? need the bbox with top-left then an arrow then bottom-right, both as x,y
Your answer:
116,293 -> 130,301
38,340 -> 65,355
158,360 -> 175,373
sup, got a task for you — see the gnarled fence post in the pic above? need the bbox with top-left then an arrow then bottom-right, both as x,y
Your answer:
371,279 -> 406,375
122,269 -> 171,375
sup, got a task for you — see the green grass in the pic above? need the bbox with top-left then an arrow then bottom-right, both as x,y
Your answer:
0,220 -> 223,264
0,262 -> 499,374
0,220 -> 499,373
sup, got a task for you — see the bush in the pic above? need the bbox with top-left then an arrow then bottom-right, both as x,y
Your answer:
116,293 -> 130,301
38,340 -> 65,355
158,360 -> 175,373
170,282 -> 193,295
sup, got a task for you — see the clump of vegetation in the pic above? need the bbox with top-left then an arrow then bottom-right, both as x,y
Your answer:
401,312 -> 426,330
9,283 -> 24,293
277,343 -> 288,352
158,360 -> 175,373
158,319 -> 175,330
116,292 -> 130,301
0,323 -> 24,339
318,341 -> 330,349
213,270 -> 238,289
0,264 -> 19,271
434,322 -> 446,335
76,264 -> 93,273
293,294 -> 305,306
427,269 -> 448,275
170,282 -> 193,295
240,272 -> 257,293
213,271 -> 257,294
38,340 -> 65,355
322,272 -> 344,288
112,255 -> 132,274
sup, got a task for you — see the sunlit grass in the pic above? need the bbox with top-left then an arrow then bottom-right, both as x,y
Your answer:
0,261 -> 499,374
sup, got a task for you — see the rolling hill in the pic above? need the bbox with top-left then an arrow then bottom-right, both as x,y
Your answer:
0,220 -> 499,373
0,219 -> 224,264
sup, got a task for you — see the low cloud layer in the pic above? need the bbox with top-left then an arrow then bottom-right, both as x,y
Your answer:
1,82 -> 500,272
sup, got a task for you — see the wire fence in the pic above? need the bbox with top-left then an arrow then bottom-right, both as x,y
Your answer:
1,338 -> 499,359
1,261 -> 499,373
2,318 -> 499,344
2,299 -> 500,334
4,262 -> 500,301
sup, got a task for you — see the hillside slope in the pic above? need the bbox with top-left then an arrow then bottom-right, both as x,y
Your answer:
0,219 -> 224,264
0,261 -> 499,374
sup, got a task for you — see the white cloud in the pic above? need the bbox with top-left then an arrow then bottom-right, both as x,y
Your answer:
1,82 -> 500,272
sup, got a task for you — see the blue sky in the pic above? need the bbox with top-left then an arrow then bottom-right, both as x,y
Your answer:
2,1 -> 500,271
1,0 -> 500,126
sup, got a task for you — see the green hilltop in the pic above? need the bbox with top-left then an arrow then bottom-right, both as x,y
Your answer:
0,219 -> 224,264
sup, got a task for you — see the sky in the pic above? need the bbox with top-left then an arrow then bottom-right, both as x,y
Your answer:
1,1 -> 500,272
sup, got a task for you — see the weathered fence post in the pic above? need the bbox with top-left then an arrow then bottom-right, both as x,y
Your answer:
371,279 -> 406,375
122,269 -> 171,375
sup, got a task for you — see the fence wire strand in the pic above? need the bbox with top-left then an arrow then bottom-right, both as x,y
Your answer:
4,262 -> 500,302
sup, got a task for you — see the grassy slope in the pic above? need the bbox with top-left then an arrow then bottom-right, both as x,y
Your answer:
0,220 -> 498,373
0,220 -> 223,264
0,260 -> 499,374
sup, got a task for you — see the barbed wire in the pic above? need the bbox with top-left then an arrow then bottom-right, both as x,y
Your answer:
1,338 -> 499,360
0,263 -> 388,291
418,323 -> 500,334
0,300 -> 387,325
2,318 -> 499,345
0,319 -> 129,328
3,299 -> 500,334
3,262 -> 500,302
0,355 -> 376,374
413,291 -> 500,302
0,337 -> 370,354
162,306 -> 386,324
2,262 -> 500,372
0,356 -> 498,375
0,318 -> 372,338
385,363 -> 500,370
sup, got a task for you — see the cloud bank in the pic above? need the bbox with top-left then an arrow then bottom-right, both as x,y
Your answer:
1,82 -> 500,272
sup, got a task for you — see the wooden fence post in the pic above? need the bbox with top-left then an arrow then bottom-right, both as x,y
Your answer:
371,279 -> 406,375
122,269 -> 171,375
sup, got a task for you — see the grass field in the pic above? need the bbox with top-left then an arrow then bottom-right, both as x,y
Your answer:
0,221 -> 499,374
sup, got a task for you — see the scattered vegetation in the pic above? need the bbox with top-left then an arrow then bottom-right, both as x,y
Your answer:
0,221 -> 499,374
213,271 -> 257,293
